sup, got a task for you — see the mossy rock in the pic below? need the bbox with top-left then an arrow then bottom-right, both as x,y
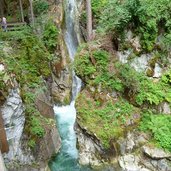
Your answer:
146,67 -> 154,77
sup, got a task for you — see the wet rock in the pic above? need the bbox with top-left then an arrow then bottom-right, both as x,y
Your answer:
142,145 -> 171,159
35,126 -> 61,162
51,71 -> 72,104
51,39 -> 72,105
35,89 -> 55,119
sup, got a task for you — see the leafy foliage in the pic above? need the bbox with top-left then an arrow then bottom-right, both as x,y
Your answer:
33,0 -> 49,16
77,92 -> 138,148
0,29 -> 52,146
140,111 -> 171,151
74,45 -> 108,81
75,46 -> 171,106
43,20 -> 59,53
98,0 -> 171,51
91,0 -> 107,22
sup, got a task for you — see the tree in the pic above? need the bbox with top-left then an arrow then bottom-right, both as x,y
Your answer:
29,0 -> 35,26
86,0 -> 93,41
19,0 -> 24,22
0,0 -> 5,17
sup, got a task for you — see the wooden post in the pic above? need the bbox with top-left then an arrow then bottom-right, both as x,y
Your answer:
0,0 -> 4,17
29,0 -> 35,27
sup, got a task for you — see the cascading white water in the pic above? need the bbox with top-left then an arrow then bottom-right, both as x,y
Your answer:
49,0 -> 92,170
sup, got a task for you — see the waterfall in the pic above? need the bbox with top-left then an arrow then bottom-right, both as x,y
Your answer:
49,0 -> 91,170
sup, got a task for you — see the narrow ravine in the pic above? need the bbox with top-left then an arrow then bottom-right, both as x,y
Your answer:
49,0 -> 92,170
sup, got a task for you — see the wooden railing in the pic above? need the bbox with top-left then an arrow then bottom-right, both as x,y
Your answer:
0,111 -> 9,153
5,22 -> 26,31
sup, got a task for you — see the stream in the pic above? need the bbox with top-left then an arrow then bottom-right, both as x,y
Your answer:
49,0 -> 92,170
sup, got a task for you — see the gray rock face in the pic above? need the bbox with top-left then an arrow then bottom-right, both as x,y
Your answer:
153,63 -> 162,78
117,132 -> 148,155
1,89 -> 34,164
76,124 -> 105,166
117,51 -> 151,72
119,154 -> 150,171
143,145 -> 171,159
117,51 -> 163,77
51,39 -> 72,105
51,68 -> 72,104
158,102 -> 171,115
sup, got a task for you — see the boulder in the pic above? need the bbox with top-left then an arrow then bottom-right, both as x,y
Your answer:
119,154 -> 149,171
158,102 -> 171,115
142,145 -> 171,159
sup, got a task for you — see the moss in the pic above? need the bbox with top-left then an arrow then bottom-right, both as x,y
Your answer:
63,94 -> 71,105
146,67 -> 154,77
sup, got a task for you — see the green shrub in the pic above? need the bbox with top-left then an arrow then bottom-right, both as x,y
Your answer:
140,111 -> 171,151
92,0 -> 107,22
74,47 -> 109,81
28,139 -> 36,149
0,30 -> 51,144
34,0 -> 49,16
98,0 -> 171,52
162,69 -> 171,84
30,115 -> 45,137
43,20 -> 59,53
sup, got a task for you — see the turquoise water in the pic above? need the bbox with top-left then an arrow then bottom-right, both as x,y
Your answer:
49,102 -> 92,171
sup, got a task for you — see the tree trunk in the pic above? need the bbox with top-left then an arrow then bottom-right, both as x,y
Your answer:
19,0 -> 24,22
0,0 -> 4,17
86,0 -> 93,41
29,0 -> 35,26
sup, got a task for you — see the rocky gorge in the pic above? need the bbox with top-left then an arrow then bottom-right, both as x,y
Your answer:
0,0 -> 171,171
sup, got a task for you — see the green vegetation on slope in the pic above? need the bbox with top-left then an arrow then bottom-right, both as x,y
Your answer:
75,0 -> 171,150
74,44 -> 171,150
0,22 -> 58,148
76,91 -> 139,148
98,0 -> 171,52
